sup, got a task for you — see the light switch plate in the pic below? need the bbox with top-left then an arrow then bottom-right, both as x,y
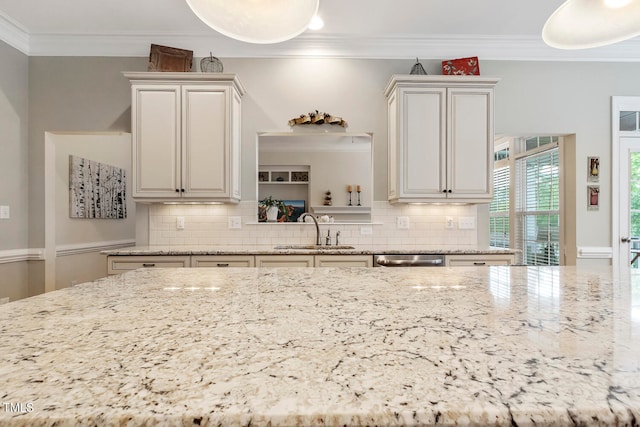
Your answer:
228,216 -> 242,229
459,216 -> 476,230
360,226 -> 373,235
176,216 -> 185,230
396,216 -> 410,229
0,205 -> 9,219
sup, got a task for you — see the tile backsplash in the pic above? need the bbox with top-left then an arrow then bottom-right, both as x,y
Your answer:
148,201 -> 479,249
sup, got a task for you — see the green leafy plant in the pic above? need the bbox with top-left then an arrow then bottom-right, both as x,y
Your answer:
260,195 -> 286,213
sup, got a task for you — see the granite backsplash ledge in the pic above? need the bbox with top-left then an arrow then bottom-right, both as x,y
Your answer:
148,201 -> 481,249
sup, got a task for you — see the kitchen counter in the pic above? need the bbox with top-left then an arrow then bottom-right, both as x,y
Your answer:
102,245 -> 517,256
1,266 -> 639,426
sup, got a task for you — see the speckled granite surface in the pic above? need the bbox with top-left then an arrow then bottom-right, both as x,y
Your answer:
1,266 -> 639,426
102,245 -> 518,256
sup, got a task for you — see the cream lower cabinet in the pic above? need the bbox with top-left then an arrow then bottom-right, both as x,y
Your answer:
445,254 -> 515,267
385,75 -> 499,204
107,255 -> 191,275
254,255 -> 315,267
314,255 -> 373,267
125,72 -> 244,203
191,255 -> 255,268
108,254 -> 374,273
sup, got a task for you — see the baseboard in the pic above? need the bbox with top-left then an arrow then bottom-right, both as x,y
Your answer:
56,239 -> 136,257
0,248 -> 45,264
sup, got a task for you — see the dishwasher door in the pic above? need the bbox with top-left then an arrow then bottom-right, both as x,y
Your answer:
373,254 -> 445,267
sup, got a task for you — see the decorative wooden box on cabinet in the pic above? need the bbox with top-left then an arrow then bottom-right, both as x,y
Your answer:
124,72 -> 245,203
385,75 -> 499,204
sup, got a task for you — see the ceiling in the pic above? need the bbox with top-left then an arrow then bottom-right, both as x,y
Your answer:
1,0 -> 640,61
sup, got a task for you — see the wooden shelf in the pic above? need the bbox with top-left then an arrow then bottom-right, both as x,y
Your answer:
311,206 -> 371,215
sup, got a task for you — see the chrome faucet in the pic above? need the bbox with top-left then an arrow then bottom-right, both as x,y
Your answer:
300,213 -> 321,246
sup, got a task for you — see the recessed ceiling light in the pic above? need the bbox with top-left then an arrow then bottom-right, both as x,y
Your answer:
308,15 -> 324,30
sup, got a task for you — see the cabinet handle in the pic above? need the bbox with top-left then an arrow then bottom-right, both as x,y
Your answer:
442,189 -> 447,193
448,189 -> 452,193
142,263 -> 156,267
175,189 -> 180,193
473,262 -> 486,266
216,263 -> 230,267
181,189 -> 185,193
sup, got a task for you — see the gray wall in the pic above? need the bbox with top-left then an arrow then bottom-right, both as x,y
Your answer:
0,42 -> 29,251
4,47 -> 640,298
0,42 -> 29,300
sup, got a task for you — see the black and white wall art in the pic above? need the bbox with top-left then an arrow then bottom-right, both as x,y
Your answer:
69,155 -> 127,219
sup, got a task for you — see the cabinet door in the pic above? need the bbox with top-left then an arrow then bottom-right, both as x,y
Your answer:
314,255 -> 373,267
398,87 -> 447,200
447,88 -> 493,200
255,255 -> 314,267
107,255 -> 190,275
132,85 -> 181,198
191,255 -> 254,268
182,86 -> 230,198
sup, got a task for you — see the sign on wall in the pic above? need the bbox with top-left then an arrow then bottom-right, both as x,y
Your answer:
69,155 -> 127,219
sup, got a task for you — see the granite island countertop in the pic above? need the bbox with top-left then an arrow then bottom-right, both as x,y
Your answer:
1,266 -> 639,426
102,245 -> 518,256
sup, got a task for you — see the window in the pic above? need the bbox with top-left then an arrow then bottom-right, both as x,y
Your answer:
490,165 -> 510,248
490,136 -> 560,265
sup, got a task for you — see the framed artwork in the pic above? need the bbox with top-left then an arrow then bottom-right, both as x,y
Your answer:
69,155 -> 126,219
588,156 -> 600,182
588,185 -> 599,211
282,200 -> 305,222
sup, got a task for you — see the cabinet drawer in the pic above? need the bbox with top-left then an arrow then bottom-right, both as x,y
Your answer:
107,255 -> 191,275
314,255 -> 373,267
255,255 -> 314,267
191,255 -> 255,268
445,254 -> 514,267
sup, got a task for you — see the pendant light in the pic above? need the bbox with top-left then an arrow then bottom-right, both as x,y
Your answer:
542,0 -> 640,49
185,0 -> 320,44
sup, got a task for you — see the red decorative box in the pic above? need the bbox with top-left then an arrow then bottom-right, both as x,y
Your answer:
441,56 -> 480,75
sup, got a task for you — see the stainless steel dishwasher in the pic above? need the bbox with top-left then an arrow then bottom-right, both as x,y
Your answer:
373,254 -> 445,267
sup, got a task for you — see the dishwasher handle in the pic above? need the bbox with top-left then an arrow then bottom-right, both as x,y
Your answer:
375,258 -> 443,267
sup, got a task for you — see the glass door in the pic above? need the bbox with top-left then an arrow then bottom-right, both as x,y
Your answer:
619,137 -> 640,268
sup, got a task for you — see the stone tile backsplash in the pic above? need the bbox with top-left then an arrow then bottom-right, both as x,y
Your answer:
148,201 -> 478,249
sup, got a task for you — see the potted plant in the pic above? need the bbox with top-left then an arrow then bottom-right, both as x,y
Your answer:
260,196 -> 286,222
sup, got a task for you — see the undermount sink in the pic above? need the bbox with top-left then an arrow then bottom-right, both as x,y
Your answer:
273,245 -> 355,250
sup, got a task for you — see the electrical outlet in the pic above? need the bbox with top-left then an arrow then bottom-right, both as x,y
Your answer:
458,217 -> 476,230
445,216 -> 455,229
360,226 -> 373,235
0,205 -> 9,219
228,216 -> 242,229
396,216 -> 410,229
176,216 -> 185,230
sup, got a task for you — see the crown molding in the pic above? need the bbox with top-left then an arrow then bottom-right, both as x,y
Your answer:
0,10 -> 30,54
1,18 -> 640,61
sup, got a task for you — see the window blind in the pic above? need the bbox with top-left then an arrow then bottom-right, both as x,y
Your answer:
514,148 -> 560,265
489,166 -> 510,248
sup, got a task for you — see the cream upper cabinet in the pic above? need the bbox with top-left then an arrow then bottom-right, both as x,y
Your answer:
125,72 -> 245,203
385,75 -> 499,204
